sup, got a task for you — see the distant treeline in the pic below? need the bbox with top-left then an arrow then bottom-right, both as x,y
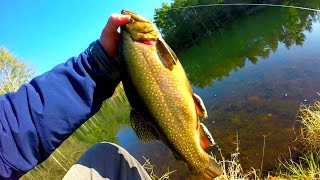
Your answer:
175,0 -> 320,88
153,0 -> 314,51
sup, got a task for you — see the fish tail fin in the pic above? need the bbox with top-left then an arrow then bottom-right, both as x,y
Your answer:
193,157 -> 223,180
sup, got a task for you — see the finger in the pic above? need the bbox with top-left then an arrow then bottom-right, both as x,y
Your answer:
99,14 -> 131,58
106,13 -> 131,34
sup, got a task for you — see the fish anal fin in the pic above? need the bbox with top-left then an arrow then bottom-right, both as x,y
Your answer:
200,136 -> 212,150
193,93 -> 208,119
130,110 -> 158,143
199,123 -> 216,150
156,37 -> 177,70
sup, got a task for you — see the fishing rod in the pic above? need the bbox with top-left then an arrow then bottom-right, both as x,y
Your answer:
158,3 -> 320,12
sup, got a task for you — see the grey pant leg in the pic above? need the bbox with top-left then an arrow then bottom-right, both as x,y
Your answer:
63,142 -> 151,180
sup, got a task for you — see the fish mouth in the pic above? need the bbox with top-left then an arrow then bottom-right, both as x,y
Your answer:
121,10 -> 158,43
121,9 -> 149,22
121,9 -> 134,15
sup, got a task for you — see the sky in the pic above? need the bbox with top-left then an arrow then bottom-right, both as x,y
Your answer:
0,0 -> 172,75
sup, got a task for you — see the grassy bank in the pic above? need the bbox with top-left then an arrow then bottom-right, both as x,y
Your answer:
274,101 -> 320,179
22,84 -> 130,180
214,101 -> 320,180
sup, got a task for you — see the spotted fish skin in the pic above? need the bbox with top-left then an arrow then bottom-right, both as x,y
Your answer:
119,10 -> 222,178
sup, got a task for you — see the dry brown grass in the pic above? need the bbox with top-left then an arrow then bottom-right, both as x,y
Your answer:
214,134 -> 261,180
142,156 -> 177,180
299,101 -> 320,151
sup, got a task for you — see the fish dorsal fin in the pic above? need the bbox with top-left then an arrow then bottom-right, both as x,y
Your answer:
193,93 -> 208,119
156,36 -> 177,70
130,110 -> 158,143
199,123 -> 216,150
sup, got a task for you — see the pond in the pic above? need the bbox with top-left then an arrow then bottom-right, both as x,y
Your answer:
117,6 -> 320,179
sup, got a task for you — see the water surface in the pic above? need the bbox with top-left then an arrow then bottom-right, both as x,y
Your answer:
117,6 -> 320,178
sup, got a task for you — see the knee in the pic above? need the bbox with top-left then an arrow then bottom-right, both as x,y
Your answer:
70,142 -> 150,180
86,142 -> 119,155
76,142 -> 121,164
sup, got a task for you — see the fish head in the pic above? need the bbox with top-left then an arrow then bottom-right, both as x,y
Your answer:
121,10 -> 159,43
120,10 -> 177,69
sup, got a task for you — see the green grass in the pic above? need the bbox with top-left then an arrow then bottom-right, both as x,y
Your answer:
278,151 -> 320,179
21,84 -> 131,180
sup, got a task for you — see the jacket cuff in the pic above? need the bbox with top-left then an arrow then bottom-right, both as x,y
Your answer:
88,40 -> 120,82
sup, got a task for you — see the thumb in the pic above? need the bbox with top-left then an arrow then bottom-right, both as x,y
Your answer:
100,14 -> 131,58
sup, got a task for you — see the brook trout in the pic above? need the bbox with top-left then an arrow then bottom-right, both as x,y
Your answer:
119,10 -> 222,179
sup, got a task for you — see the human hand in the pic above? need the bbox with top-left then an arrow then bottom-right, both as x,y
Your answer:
99,13 -> 131,58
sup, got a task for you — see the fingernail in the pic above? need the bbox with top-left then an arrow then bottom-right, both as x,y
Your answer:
122,14 -> 131,20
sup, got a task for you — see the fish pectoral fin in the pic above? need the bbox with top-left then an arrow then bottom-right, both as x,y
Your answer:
193,93 -> 208,119
199,123 -> 216,150
130,110 -> 159,143
156,37 -> 177,70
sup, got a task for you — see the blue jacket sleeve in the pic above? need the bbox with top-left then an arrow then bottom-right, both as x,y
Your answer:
0,41 -> 121,180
